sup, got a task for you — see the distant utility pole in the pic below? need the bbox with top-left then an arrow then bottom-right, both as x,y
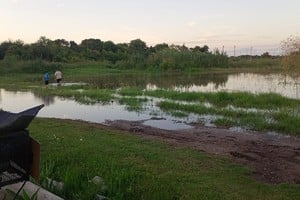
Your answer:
234,45 -> 236,57
222,45 -> 224,54
250,46 -> 253,60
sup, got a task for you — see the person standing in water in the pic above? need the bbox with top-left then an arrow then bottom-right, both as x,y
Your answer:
54,70 -> 63,85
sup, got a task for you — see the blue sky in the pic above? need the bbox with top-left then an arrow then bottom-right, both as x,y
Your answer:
1,0 -> 299,54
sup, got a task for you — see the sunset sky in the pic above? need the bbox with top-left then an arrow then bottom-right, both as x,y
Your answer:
1,0 -> 299,55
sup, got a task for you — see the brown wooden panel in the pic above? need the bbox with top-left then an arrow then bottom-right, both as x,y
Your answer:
30,138 -> 40,180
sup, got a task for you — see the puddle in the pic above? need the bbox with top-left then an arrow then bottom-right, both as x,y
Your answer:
48,82 -> 87,87
142,119 -> 192,130
229,126 -> 248,133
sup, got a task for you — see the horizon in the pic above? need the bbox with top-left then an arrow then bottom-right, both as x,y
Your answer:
0,35 -> 282,56
1,0 -> 299,56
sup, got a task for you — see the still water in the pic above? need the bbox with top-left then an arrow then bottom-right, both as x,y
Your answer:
85,72 -> 300,99
1,72 -> 300,130
174,73 -> 300,99
0,89 -> 193,130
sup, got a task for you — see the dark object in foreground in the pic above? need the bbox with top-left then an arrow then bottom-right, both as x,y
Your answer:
0,105 -> 44,134
0,105 -> 43,188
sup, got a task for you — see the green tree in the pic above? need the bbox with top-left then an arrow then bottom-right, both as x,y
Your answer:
103,41 -> 117,52
261,52 -> 271,58
70,41 -> 80,52
128,39 -> 147,54
128,39 -> 148,67
153,43 -> 169,52
80,38 -> 103,51
4,40 -> 24,59
53,39 -> 69,47
0,41 -> 14,59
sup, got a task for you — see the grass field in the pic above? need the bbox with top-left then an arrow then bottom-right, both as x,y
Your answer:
28,118 -> 299,200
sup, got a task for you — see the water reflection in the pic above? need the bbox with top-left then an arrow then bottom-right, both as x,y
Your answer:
80,73 -> 229,89
1,72 -> 300,131
79,72 -> 300,99
173,73 -> 300,99
0,89 -> 192,130
33,94 -> 55,106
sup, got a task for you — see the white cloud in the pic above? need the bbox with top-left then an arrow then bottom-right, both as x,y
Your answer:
187,21 -> 196,27
56,0 -> 64,8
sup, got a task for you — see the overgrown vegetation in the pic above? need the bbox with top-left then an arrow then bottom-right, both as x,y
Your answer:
0,37 -> 228,72
28,118 -> 299,200
229,57 -> 280,69
281,34 -> 300,77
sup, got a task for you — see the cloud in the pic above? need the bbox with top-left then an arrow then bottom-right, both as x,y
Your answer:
187,21 -> 196,27
198,14 -> 225,20
56,0 -> 64,8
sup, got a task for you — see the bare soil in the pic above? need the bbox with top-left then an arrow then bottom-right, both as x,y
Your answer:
103,120 -> 300,184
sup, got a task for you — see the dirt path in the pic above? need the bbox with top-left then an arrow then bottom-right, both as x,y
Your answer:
104,120 -> 300,184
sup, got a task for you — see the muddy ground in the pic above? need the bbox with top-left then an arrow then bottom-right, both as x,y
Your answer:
102,120 -> 300,184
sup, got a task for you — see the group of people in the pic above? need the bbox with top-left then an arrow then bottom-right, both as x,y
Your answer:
43,70 -> 63,86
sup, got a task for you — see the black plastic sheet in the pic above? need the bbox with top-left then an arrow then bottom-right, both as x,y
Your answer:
0,105 -> 43,187
0,104 -> 44,134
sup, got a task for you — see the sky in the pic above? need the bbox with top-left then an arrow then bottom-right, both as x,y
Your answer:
1,0 -> 300,55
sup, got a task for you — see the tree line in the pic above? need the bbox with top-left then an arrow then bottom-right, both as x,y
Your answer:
0,36 -> 228,70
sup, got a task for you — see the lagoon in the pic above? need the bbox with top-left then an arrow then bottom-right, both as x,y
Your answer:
1,72 -> 299,131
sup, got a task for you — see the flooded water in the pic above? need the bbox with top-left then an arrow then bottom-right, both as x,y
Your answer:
83,72 -> 300,99
0,89 -> 193,130
174,73 -> 300,99
1,72 -> 300,130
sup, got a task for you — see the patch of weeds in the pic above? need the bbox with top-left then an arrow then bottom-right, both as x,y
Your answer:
118,87 -> 144,96
118,97 -> 148,111
169,110 -> 189,118
213,118 -> 234,127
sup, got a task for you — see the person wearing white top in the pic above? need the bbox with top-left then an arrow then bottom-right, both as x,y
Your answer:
54,70 -> 63,84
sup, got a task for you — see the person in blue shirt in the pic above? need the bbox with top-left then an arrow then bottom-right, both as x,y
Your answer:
43,72 -> 49,86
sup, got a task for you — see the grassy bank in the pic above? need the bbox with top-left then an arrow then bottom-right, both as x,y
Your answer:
29,118 -> 299,200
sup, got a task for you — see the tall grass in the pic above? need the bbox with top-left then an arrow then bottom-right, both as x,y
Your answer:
0,58 -> 62,74
229,57 -> 281,68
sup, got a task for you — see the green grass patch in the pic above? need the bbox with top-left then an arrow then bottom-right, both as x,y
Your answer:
158,101 -> 300,135
118,97 -> 148,111
169,110 -> 189,118
145,90 -> 300,110
28,118 -> 299,200
118,87 -> 144,96
30,86 -> 115,104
